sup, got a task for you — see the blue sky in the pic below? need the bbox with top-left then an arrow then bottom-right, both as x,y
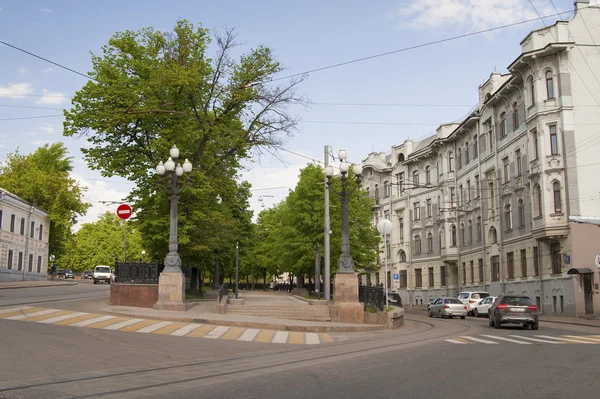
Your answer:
0,0 -> 587,227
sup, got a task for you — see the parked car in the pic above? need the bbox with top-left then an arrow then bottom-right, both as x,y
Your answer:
427,297 -> 441,310
82,270 -> 93,280
428,297 -> 467,319
57,269 -> 75,279
458,291 -> 491,315
93,265 -> 113,284
488,294 -> 539,330
472,296 -> 497,317
386,292 -> 403,307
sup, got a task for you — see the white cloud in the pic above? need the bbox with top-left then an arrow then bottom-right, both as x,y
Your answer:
34,89 -> 69,105
31,139 -> 53,146
396,0 -> 555,31
39,123 -> 56,134
41,67 -> 55,73
0,83 -> 34,98
40,8 -> 51,13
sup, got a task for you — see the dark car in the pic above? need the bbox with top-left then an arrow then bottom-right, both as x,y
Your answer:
488,294 -> 539,330
386,292 -> 403,307
57,269 -> 75,279
82,271 -> 93,279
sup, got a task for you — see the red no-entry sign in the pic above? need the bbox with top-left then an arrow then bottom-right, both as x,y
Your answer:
116,203 -> 132,220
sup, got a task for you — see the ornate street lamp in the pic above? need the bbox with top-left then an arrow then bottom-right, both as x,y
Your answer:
154,145 -> 193,310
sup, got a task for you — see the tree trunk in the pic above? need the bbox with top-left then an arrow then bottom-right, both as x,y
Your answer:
189,268 -> 198,294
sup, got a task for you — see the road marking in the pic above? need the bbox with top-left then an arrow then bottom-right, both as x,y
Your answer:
238,328 -> 260,342
562,335 -> 600,343
220,327 -> 246,341
87,317 -> 130,329
445,339 -> 470,344
187,324 -> 215,338
136,321 -> 173,333
0,307 -> 46,319
57,313 -> 101,325
103,318 -> 145,330
535,335 -> 595,344
579,335 -> 600,342
170,323 -> 203,337
509,335 -> 565,344
255,330 -> 275,343
38,312 -> 87,324
319,333 -> 334,343
0,305 -> 32,314
479,335 -> 532,344
288,332 -> 304,345
305,333 -> 320,345
71,315 -> 116,327
460,336 -> 499,344
119,319 -> 160,332
5,308 -> 61,320
205,326 -> 230,339
153,322 -> 189,335
272,331 -> 289,344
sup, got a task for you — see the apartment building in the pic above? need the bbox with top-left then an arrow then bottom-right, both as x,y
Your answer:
361,1 -> 600,317
0,188 -> 50,281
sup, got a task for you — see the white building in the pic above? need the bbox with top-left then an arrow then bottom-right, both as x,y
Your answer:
0,188 -> 50,281
361,1 -> 600,317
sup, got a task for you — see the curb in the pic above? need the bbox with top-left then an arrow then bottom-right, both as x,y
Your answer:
102,310 -> 385,333
0,282 -> 79,290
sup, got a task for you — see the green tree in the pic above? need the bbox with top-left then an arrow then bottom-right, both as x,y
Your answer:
57,212 -> 145,272
0,143 -> 90,258
63,20 -> 304,269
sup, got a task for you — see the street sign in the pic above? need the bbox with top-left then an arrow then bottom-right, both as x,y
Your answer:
595,254 -> 600,268
116,203 -> 132,220
393,273 -> 399,281
393,281 -> 399,288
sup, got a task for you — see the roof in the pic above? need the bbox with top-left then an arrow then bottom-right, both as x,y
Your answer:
569,216 -> 600,225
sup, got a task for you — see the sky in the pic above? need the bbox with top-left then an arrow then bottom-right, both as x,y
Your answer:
0,0 -> 592,228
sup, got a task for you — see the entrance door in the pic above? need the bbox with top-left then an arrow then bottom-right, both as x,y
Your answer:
583,274 -> 594,315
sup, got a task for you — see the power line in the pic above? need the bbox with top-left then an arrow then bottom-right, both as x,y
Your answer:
0,104 -> 65,111
0,114 -> 63,121
311,102 -> 475,107
271,8 -> 576,82
0,39 -> 95,81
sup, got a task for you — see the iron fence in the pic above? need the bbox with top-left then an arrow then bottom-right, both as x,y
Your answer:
359,285 -> 385,311
114,262 -> 163,284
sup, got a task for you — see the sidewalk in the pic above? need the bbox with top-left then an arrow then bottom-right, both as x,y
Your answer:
0,280 -> 78,290
404,305 -> 600,328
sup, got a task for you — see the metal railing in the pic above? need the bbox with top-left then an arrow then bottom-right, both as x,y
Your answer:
114,262 -> 163,284
217,284 -> 228,303
359,285 -> 385,311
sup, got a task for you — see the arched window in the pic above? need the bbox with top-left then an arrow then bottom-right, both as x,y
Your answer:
398,153 -> 405,163
384,181 -> 391,198
512,102 -> 519,130
425,166 -> 431,184
500,112 -> 507,137
518,199 -> 525,227
477,216 -> 482,240
528,76 -> 535,105
414,235 -> 422,255
473,135 -> 478,158
553,182 -> 562,213
399,250 -> 406,262
460,223 -> 465,245
427,232 -> 433,252
375,184 -> 380,200
468,220 -> 473,243
546,70 -> 554,99
505,204 -> 513,230
448,152 -> 454,172
533,184 -> 542,217
489,226 -> 498,244
413,170 -> 419,186
451,225 -> 457,247
465,142 -> 470,164
457,148 -> 462,169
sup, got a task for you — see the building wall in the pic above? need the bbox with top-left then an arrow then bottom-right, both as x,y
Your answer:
0,189 -> 50,282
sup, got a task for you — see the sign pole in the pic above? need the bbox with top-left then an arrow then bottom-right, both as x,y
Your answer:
123,220 -> 127,262
116,203 -> 133,263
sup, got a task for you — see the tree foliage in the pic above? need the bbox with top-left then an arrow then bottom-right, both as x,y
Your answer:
62,20 -> 304,267
57,212 -> 145,272
0,143 -> 90,258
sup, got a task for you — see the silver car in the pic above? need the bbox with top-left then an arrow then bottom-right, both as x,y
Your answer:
488,294 -> 539,330
427,297 -> 467,319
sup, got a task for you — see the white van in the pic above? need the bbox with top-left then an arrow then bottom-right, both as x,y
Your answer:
93,265 -> 112,284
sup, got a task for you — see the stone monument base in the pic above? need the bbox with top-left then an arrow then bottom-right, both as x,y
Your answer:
153,271 -> 186,311
291,287 -> 309,297
330,273 -> 363,324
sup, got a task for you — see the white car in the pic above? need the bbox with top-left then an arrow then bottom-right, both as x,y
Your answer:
458,291 -> 491,315
472,296 -> 497,317
93,265 -> 113,284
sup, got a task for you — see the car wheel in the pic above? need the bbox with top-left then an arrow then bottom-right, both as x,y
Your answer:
93,280 -> 97,284
494,315 -> 502,329
428,309 -> 432,317
473,309 -> 479,318
460,316 -> 466,319
489,314 -> 495,327
438,310 -> 443,318
531,322 -> 539,330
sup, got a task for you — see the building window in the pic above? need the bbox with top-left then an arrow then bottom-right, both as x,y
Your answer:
475,175 -> 480,198
546,70 -> 554,99
489,227 -> 497,244
448,151 -> 454,172
398,153 -> 405,163
551,243 -> 561,274
457,148 -> 462,169
500,112 -> 507,137
466,180 -> 471,202
478,258 -> 484,282
399,250 -> 406,262
458,185 -> 463,206
384,181 -> 391,198
503,157 -> 509,183
488,121 -> 494,152
533,246 -> 540,276
37,255 -> 42,273
462,262 -> 466,285
505,204 -> 513,230
440,227 -> 445,249
415,269 -> 422,288
7,250 -> 13,269
414,235 -> 422,255
529,76 -> 535,105
553,182 -> 562,213
28,254 -> 33,272
399,216 -> 404,241
427,232 -> 433,252
491,256 -> 500,281
480,132 -> 486,155
399,172 -> 405,193
516,149 -> 522,176
426,199 -> 432,218
437,160 -> 442,177
518,199 -> 525,227
465,142 -> 470,164
512,102 -> 519,130
532,129 -> 539,160
488,181 -> 495,211
20,218 -> 25,235
451,225 -> 457,247
10,214 -> 15,233
400,270 -> 407,288
375,185 -> 379,201
0,209 -> 2,230
41,224 -> 47,240
450,187 -> 456,206
473,135 -> 478,158
413,170 -> 419,187
30,221 -> 35,238
477,217 -> 482,241
550,125 -> 559,155
533,184 -> 542,217
413,202 -> 421,221
521,249 -> 527,277
507,252 -> 514,279
425,166 -> 431,185
17,252 -> 23,271
441,266 -> 447,286
470,260 -> 474,283
429,267 -> 434,287
461,223 -> 465,245
468,220 -> 473,243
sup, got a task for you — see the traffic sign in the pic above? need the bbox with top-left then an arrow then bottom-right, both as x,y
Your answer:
393,273 -> 399,281
116,203 -> 132,220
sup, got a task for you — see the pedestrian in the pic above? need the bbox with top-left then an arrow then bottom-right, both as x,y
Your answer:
51,264 -> 56,280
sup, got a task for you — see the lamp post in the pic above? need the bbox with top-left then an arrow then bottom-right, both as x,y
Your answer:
377,219 -> 392,308
153,145 -> 193,310
141,250 -> 145,263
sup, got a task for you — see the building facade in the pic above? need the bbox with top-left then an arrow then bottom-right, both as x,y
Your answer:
361,1 -> 600,317
0,188 -> 50,281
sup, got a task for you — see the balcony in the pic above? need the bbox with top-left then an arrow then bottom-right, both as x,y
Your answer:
520,22 -> 572,54
441,246 -> 459,262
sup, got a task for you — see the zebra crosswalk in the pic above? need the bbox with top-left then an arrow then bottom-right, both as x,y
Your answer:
0,306 -> 335,345
446,334 -> 600,345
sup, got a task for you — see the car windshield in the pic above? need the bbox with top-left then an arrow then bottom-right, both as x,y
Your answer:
502,297 -> 533,306
96,267 -> 111,273
478,293 -> 490,298
444,298 -> 463,304
458,293 -> 469,299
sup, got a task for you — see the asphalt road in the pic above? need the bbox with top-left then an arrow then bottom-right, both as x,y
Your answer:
1,286 -> 599,399
0,281 -> 109,308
